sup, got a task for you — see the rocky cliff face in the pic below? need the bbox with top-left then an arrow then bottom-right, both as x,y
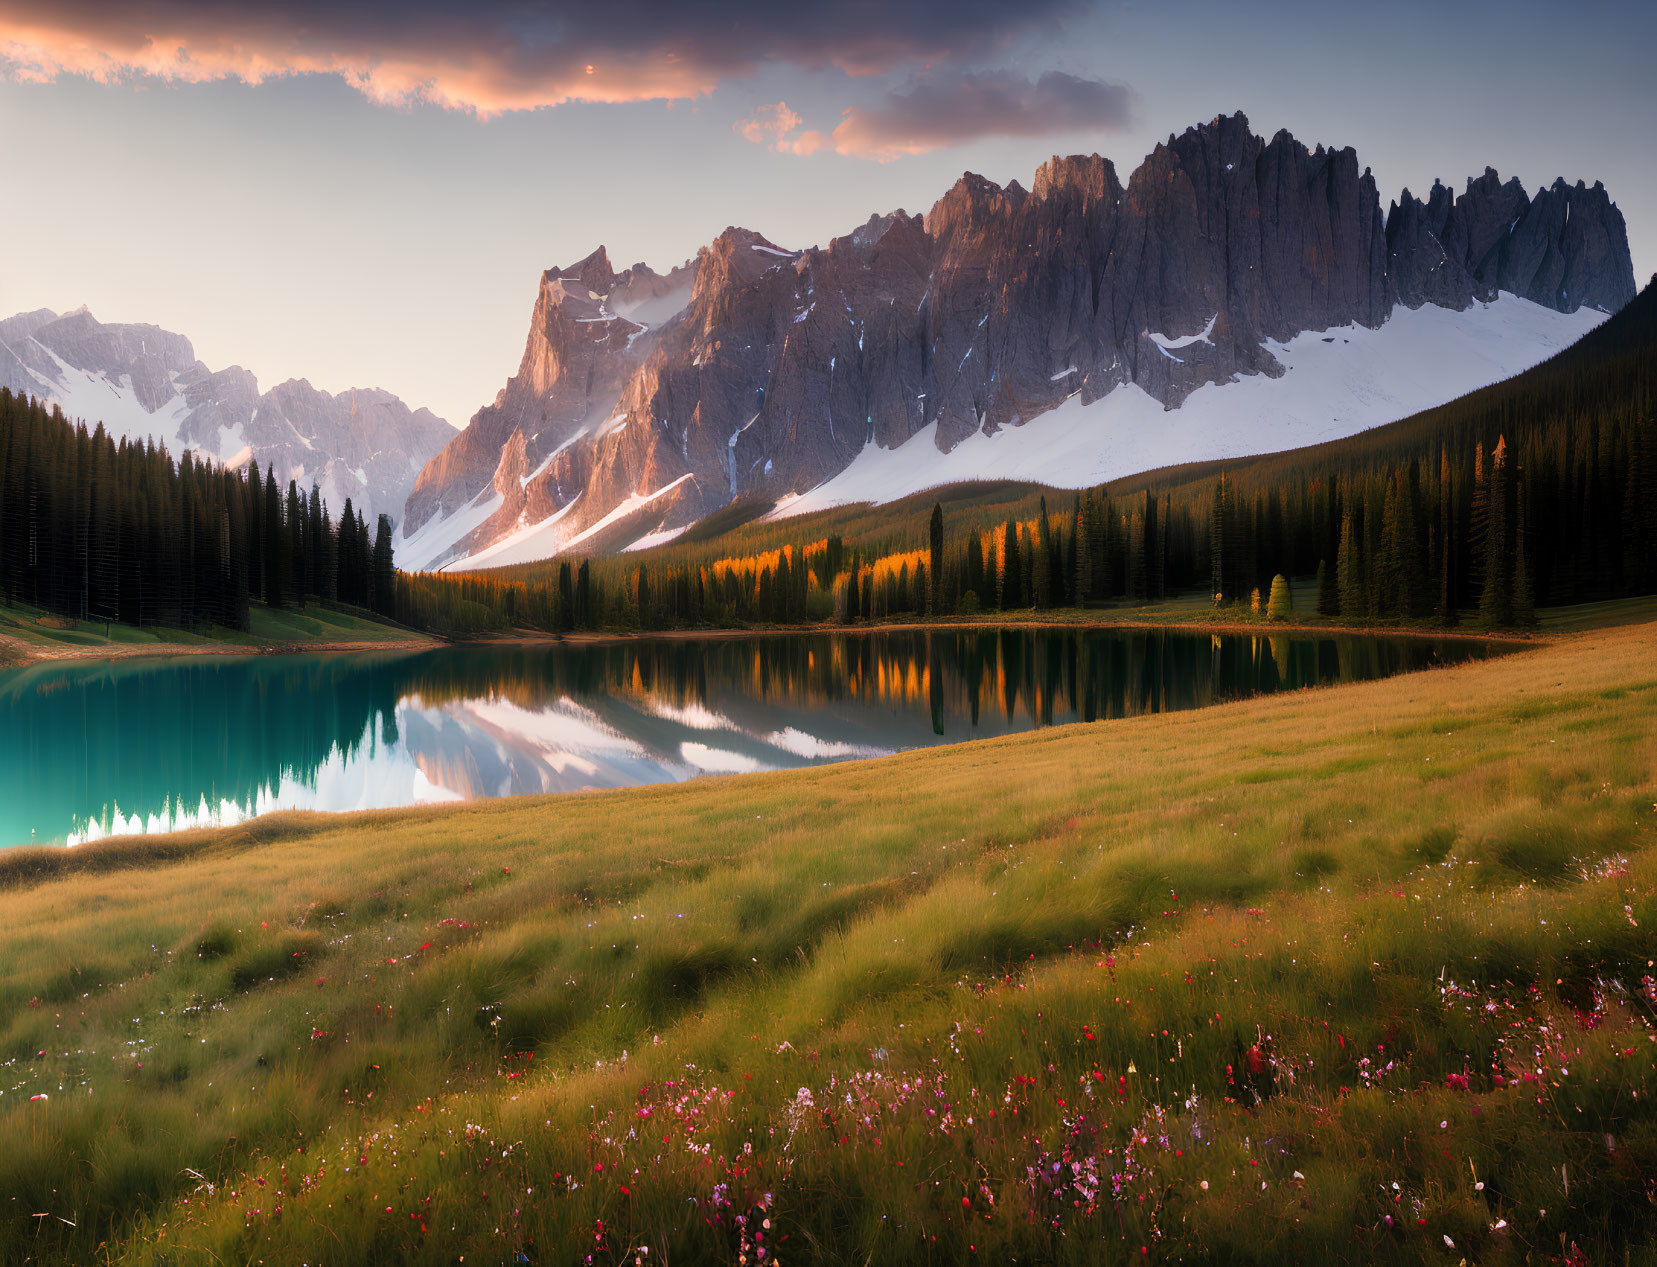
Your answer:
1387,170 -> 1635,315
400,248 -> 695,552
403,112 -> 1637,570
0,308 -> 454,525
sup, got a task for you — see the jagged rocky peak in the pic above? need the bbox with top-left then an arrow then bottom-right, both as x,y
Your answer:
29,308 -> 199,412
682,226 -> 797,335
400,242 -> 701,550
1424,180 -> 1456,239
612,257 -> 698,324
1030,153 -> 1122,206
844,211 -> 904,252
0,308 -> 60,345
925,172 -> 1028,242
832,211 -> 928,267
701,226 -> 798,278
401,111 -> 1639,571
572,246 -> 619,291
1504,177 -> 1636,313
1444,167 -> 1532,300
1125,112 -> 1389,343
1428,167 -> 1635,314
1386,184 -> 1475,311
519,251 -> 638,397
537,245 -> 698,326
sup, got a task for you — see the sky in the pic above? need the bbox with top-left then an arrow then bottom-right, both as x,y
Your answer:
1,0 -> 1652,430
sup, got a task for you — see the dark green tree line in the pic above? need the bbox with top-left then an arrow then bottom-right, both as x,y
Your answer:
1,389 -> 397,629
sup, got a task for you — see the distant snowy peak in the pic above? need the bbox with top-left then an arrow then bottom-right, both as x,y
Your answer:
0,308 -> 454,525
403,111 -> 1637,571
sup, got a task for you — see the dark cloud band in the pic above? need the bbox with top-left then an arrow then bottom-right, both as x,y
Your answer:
0,0 -> 1087,116
831,69 -> 1135,160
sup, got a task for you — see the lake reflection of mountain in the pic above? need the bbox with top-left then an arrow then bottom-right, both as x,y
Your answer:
0,629 -> 1503,847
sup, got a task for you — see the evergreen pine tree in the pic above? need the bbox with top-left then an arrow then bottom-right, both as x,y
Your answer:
1479,437 -> 1513,627
1209,474 -> 1228,603
1127,508 -> 1146,601
1512,470 -> 1536,626
1033,498 -> 1053,609
557,560 -> 574,631
1071,494 -> 1091,605
1336,511 -> 1366,621
928,501 -> 944,615
965,531 -> 985,610
263,469 -> 283,606
372,514 -> 395,617
1316,559 -> 1336,616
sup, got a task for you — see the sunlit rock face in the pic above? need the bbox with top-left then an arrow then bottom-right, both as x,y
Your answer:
402,113 -> 1636,570
0,307 -> 454,526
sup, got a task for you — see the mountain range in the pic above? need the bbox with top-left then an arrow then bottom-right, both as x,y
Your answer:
0,307 -> 454,525
398,111 -> 1635,572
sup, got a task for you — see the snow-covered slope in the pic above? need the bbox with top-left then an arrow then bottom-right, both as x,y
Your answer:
770,294 -> 1606,517
25,346 -> 197,449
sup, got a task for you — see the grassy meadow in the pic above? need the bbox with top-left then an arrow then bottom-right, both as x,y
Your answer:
0,610 -> 1654,1263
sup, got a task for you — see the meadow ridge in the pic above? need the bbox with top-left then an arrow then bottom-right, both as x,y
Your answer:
1,606 -> 1654,1263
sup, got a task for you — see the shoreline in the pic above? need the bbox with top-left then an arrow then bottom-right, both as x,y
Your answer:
0,603 -> 1576,668
455,612 -> 1541,649
0,630 -> 440,668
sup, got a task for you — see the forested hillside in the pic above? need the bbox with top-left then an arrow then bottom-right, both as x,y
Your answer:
399,279 -> 1656,634
9,273 -> 1651,641
0,389 -> 397,631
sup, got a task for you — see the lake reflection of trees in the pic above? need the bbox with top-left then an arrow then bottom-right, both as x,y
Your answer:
0,630 -> 1497,846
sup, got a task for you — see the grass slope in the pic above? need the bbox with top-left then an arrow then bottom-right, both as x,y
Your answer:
1,617 -> 1655,1263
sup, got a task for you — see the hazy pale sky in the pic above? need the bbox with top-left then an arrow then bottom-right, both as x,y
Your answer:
2,0 -> 1651,428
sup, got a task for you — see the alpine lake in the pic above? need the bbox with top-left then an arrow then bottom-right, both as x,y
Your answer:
0,626 -> 1509,848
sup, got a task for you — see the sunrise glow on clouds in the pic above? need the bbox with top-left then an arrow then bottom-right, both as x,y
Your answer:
0,0 -> 1107,150
735,70 -> 1135,162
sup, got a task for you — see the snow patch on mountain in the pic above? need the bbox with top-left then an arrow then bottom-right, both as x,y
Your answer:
772,295 -> 1604,516
1149,314 -> 1217,351
397,488 -> 505,572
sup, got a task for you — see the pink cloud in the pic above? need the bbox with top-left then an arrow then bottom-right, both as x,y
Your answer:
733,102 -> 826,157
735,102 -> 804,146
0,0 -> 1086,117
